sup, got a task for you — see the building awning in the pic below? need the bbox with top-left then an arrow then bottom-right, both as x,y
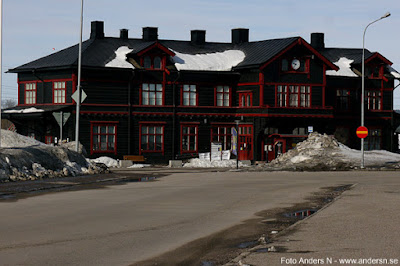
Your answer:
2,105 -> 72,119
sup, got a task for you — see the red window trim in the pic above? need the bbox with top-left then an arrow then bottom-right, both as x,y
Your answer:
140,54 -> 166,70
180,84 -> 198,106
52,81 -> 67,104
140,83 -> 165,106
238,91 -> 253,108
211,125 -> 233,150
180,123 -> 199,154
44,135 -> 54,144
275,84 -> 312,108
23,81 -> 37,105
365,89 -> 382,111
139,122 -> 165,155
90,121 -> 118,155
214,85 -> 232,107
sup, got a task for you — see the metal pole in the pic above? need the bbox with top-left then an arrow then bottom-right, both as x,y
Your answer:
361,12 -> 390,168
60,111 -> 63,144
0,0 -> 3,148
236,120 -> 239,169
75,0 -> 84,152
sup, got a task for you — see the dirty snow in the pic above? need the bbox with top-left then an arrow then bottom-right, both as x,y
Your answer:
0,130 -> 107,182
128,164 -> 151,168
105,46 -> 135,69
173,50 -> 245,71
267,132 -> 400,170
3,107 -> 45,113
90,156 -> 119,168
326,57 -> 358,77
183,158 -> 248,168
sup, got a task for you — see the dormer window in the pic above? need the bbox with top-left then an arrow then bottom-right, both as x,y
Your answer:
142,55 -> 164,69
366,64 -> 384,79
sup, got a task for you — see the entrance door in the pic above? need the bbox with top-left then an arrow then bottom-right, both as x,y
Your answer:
266,136 -> 286,162
238,125 -> 253,160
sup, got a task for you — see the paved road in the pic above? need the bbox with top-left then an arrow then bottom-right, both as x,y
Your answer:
0,170 -> 398,265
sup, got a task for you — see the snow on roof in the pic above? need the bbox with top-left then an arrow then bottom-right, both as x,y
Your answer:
3,107 -> 45,114
387,65 -> 400,79
326,57 -> 358,77
172,50 -> 245,71
105,46 -> 135,69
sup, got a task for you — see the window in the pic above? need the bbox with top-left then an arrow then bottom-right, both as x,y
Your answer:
45,136 -> 53,144
336,89 -> 350,110
181,124 -> 198,153
366,90 -> 381,110
239,92 -> 252,107
216,86 -> 230,106
211,126 -> 232,150
140,125 -> 164,153
25,83 -> 36,104
182,85 -> 197,106
366,65 -> 383,79
153,56 -> 162,69
142,83 -> 163,106
143,56 -> 152,68
91,123 -> 117,154
142,55 -> 163,69
53,81 -> 66,104
364,129 -> 382,150
277,85 -> 310,107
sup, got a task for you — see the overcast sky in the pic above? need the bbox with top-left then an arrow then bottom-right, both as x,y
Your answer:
2,0 -> 400,108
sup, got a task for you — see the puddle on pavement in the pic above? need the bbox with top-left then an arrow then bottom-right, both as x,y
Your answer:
254,248 -> 269,253
238,240 -> 258,249
284,209 -> 318,219
0,194 -> 16,200
200,261 -> 215,266
118,176 -> 157,183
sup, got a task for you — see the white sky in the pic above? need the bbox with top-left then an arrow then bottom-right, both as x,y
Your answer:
2,0 -> 400,108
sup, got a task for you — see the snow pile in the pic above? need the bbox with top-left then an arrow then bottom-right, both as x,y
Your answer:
1,129 -> 45,147
105,46 -> 135,69
90,156 -> 119,168
173,50 -> 245,71
0,130 -> 107,182
326,57 -> 358,77
267,132 -> 400,170
183,158 -> 248,168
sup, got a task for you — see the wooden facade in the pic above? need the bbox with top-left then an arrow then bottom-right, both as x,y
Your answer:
5,21 -> 399,163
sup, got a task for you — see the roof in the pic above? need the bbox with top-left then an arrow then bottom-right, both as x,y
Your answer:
8,35 -> 333,73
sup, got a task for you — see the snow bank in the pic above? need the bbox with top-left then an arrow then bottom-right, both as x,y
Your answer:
105,46 -> 135,69
1,129 -> 45,147
267,132 -> 400,170
173,50 -> 245,71
90,156 -> 119,168
183,158 -> 248,168
326,57 -> 358,77
0,130 -> 107,182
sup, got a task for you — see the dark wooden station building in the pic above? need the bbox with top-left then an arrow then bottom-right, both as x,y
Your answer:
4,21 -> 400,163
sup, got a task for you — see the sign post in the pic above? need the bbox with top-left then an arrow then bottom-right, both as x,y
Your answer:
53,112 -> 71,144
356,126 -> 368,168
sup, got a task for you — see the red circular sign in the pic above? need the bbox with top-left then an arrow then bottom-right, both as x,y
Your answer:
356,126 -> 368,139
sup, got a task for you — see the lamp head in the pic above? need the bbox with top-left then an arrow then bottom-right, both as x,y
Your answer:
381,12 -> 391,19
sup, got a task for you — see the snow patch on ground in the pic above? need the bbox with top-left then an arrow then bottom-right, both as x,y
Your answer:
326,57 -> 358,77
105,46 -> 135,69
183,158 -> 248,168
128,164 -> 152,168
90,156 -> 119,168
173,50 -> 245,71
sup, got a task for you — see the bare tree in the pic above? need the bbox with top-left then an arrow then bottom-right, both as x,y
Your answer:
2,99 -> 17,109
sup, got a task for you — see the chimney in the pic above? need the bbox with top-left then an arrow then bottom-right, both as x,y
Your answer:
90,21 -> 104,39
142,27 -> 158,41
120,29 -> 129,40
231,28 -> 249,44
191,30 -> 206,45
311,33 -> 325,49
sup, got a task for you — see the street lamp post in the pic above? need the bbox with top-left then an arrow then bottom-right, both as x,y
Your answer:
75,0 -> 84,152
361,12 -> 390,168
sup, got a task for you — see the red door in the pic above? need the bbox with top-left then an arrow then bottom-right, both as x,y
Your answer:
273,139 -> 286,159
238,125 -> 253,160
